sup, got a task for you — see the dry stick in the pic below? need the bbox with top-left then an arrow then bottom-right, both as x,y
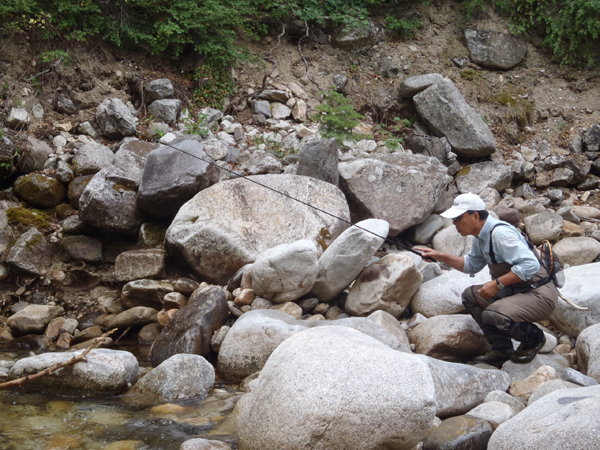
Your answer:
299,21 -> 320,91
0,328 -> 118,390
115,326 -> 131,345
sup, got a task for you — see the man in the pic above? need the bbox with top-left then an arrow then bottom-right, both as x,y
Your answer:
418,193 -> 558,366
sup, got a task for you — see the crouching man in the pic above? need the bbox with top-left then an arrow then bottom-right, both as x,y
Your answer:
418,193 -> 558,366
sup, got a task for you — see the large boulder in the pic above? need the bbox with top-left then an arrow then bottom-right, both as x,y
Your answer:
487,385 -> 600,450
165,175 -> 350,285
465,29 -> 527,70
408,315 -> 491,360
576,324 -> 600,382
7,349 -> 137,393
6,228 -> 53,276
549,263 -> 600,336
552,237 -> 600,266
523,212 -> 564,245
251,240 -> 319,303
147,99 -> 182,124
217,309 -> 411,381
144,79 -> 174,103
71,142 -> 115,176
411,269 -> 492,317
501,353 -> 570,382
413,78 -> 496,157
400,74 -> 445,99
432,224 -> 473,257
330,20 -> 379,51
132,354 -> 214,400
149,286 -> 229,366
78,166 -> 144,235
405,214 -> 445,245
296,138 -> 339,186
345,253 -> 422,318
237,326 -> 436,450
113,139 -> 161,185
456,162 -> 513,195
7,305 -> 64,336
13,173 -> 66,207
96,98 -> 137,139
339,153 -> 449,236
310,219 -> 388,302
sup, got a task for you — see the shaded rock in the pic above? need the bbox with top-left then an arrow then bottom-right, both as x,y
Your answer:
114,249 -> 166,282
144,79 -> 174,103
378,59 -> 399,78
13,173 -> 66,207
138,323 -> 162,345
562,367 -> 598,386
60,235 -> 102,262
256,90 -> 291,103
345,253 -> 422,318
484,390 -> 525,415
467,401 -> 514,429
296,138 -> 339,186
7,349 -> 137,393
173,278 -> 200,296
456,162 -> 513,194
527,378 -> 580,404
553,237 -> 600,267
251,240 -> 318,303
122,280 -> 173,310
409,315 -> 491,360
149,286 -> 229,366
6,228 -> 53,276
405,214 -> 445,245
251,100 -> 271,118
106,307 -> 158,330
432,225 -> 473,257
96,98 -> 137,139
68,175 -> 94,209
72,142 -> 115,176
404,135 -> 450,162
138,222 -> 167,248
423,415 -> 492,450
465,28 -> 527,70
330,20 -> 378,50
17,137 -> 52,173
413,78 -> 496,157
55,96 -> 77,115
400,73 -> 445,99
133,354 -> 214,400
310,219 -> 389,302
576,323 -> 600,382
339,153 -> 450,236
237,326 -> 436,450
7,305 -> 64,337
71,326 -> 103,345
523,212 -> 564,245
148,99 -> 182,125
165,174 -> 350,285
163,292 -> 188,310
501,352 -> 570,382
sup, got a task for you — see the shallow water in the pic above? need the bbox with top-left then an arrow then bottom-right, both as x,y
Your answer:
0,344 -> 243,450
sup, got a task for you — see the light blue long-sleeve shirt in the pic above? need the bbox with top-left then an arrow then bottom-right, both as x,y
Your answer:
463,216 -> 540,281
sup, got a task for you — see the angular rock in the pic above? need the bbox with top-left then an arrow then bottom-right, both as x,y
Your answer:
148,99 -> 182,125
423,415 -> 492,450
78,166 -> 144,235
165,174 -> 350,285
465,29 -> 527,70
60,235 -> 102,262
149,286 -> 229,366
6,228 -> 53,276
251,240 -> 318,303
296,138 -> 339,186
405,214 -> 445,245
562,367 -> 598,387
400,74 -> 445,99
96,98 -> 137,139
245,150 -> 282,175
7,305 -> 64,337
17,137 -> 53,173
251,100 -> 271,118
144,79 -> 174,103
270,103 -> 291,120
7,349 -> 137,393
292,99 -> 307,121
121,280 -> 173,310
552,237 -> 600,267
71,142 -> 115,176
310,219 -> 389,302
523,212 -> 564,245
114,249 -> 166,282
456,162 -> 513,194
13,173 -> 66,207
202,138 -> 229,161
271,302 -> 302,319
339,153 -> 450,235
345,253 -> 422,318
68,175 -> 94,209
256,90 -> 291,103
7,107 -> 30,129
137,139 -> 219,217
432,225 -> 473,257
237,326 -> 436,450
413,78 -> 496,157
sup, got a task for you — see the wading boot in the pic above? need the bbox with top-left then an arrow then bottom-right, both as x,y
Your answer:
471,349 -> 513,367
510,334 -> 546,364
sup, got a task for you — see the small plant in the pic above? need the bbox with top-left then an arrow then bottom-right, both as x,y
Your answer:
392,117 -> 415,132
185,113 -> 211,137
194,65 -> 235,109
385,138 -> 405,152
481,115 -> 490,126
313,86 -> 369,144
0,147 -> 20,170
38,50 -> 74,67
155,129 -> 165,138
385,14 -> 421,38
253,135 -> 282,154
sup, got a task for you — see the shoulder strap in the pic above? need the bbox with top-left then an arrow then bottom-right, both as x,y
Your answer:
488,223 -> 510,264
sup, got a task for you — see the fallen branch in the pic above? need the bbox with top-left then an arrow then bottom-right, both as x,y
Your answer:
0,328 -> 117,390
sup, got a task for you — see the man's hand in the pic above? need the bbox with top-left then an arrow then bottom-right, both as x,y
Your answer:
478,280 -> 499,300
414,247 -> 443,262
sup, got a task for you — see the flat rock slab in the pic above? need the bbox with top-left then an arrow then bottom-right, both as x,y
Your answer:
6,228 -> 54,276
114,249 -> 166,282
465,29 -> 527,70
7,305 -> 64,337
121,280 -> 173,310
456,162 -> 513,195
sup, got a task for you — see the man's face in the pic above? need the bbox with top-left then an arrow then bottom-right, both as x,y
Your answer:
453,212 -> 480,236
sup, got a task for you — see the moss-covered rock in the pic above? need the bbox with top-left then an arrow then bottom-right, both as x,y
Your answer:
13,173 -> 66,207
68,175 -> 94,209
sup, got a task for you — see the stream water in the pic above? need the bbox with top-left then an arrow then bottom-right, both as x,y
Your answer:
0,343 -> 243,450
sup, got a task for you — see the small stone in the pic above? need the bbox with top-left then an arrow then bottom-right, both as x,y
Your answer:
270,302 -> 302,319
509,366 -> 557,400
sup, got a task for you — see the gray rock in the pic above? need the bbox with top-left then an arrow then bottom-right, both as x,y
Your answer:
330,20 -> 378,50
148,99 -> 182,125
333,74 -> 348,92
149,286 -> 229,366
431,225 -> 473,257
423,415 -> 492,450
6,108 -> 29,129
61,215 -> 91,236
165,174 -> 350,285
96,98 -> 137,139
523,212 -> 564,245
501,352 -> 570,382
378,59 -> 399,78
557,206 -> 581,224
17,137 -> 53,173
553,237 -> 600,267
404,135 -> 450,162
256,90 -> 291,103
416,355 -> 510,417
576,323 -> 600,382
133,354 -> 214,400
77,121 -> 98,138
527,379 -> 580,405
270,103 -> 291,120
7,349 -> 137,393
7,305 -> 64,336
411,269 -> 491,317
345,253 -> 422,318
465,28 -> 527,70
180,439 -> 232,450
551,167 -> 573,186
420,261 -> 443,283
121,280 -> 173,310
310,219 -> 389,302
217,309 -> 411,381
409,315 -> 491,360
237,326 -> 436,450
296,138 -> 339,186
400,73 -> 445,98
251,100 -> 271,118
68,175 -> 94,209
56,160 -> 74,183
78,166 -> 144,235
339,153 -> 450,236
571,205 -> 600,220
138,322 -> 162,345
13,173 -> 66,207
245,150 -> 282,175
583,124 -> 600,152
405,214 -> 445,245
484,390 -> 526,415
60,235 -> 102,262
466,401 -> 514,429
456,162 -> 513,194
6,228 -> 53,276
251,240 -> 318,303
562,367 -> 598,386
106,306 -> 158,330
487,385 -> 600,450
144,79 -> 174,103
413,78 -> 496,157
55,96 -> 77,115
114,249 -> 166,282
202,138 -> 229,161
72,142 -> 115,176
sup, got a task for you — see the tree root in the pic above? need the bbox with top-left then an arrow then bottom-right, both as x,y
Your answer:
299,21 -> 320,91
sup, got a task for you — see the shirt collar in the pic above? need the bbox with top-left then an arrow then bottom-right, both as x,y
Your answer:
477,216 -> 499,242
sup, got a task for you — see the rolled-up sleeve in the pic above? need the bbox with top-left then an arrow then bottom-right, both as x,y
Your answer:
492,230 -> 540,280
463,237 -> 486,277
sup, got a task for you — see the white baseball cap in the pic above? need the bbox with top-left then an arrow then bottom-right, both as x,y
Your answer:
441,193 -> 486,219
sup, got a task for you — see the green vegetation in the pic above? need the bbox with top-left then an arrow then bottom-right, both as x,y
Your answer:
492,84 -> 534,126
184,112 -> 212,136
6,207 -> 52,231
312,86 -> 371,144
385,138 -> 405,152
194,65 -> 235,109
385,14 -> 421,38
462,0 -> 600,67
